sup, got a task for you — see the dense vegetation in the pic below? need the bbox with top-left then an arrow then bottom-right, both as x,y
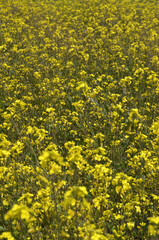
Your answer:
0,0 -> 159,239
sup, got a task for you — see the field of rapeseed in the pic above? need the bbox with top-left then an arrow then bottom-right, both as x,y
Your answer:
0,0 -> 159,239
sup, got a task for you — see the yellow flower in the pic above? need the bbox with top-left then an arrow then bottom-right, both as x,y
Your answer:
127,222 -> 135,230
0,232 -> 15,240
5,204 -> 30,222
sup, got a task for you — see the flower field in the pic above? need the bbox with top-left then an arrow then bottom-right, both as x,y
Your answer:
0,0 -> 159,239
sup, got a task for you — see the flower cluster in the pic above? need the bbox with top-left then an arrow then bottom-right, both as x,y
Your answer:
0,0 -> 159,239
